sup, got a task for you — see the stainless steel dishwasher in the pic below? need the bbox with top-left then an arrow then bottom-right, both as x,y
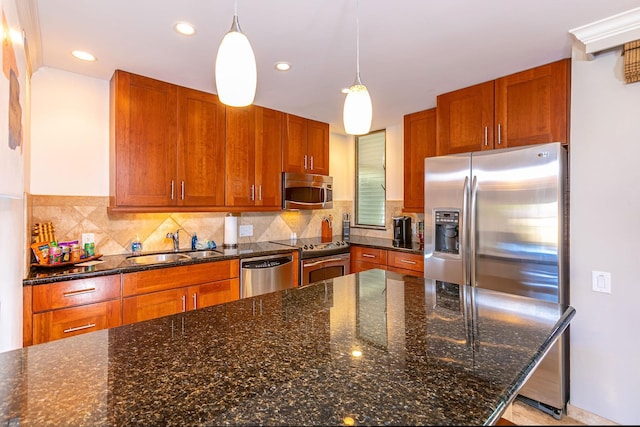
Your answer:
240,253 -> 295,298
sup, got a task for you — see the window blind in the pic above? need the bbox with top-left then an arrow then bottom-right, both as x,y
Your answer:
624,40 -> 640,84
356,131 -> 386,227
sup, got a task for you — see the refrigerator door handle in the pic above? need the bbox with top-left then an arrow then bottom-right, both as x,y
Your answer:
470,175 -> 478,287
462,176 -> 470,286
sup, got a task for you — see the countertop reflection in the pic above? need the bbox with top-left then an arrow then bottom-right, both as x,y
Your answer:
2,269 -> 574,426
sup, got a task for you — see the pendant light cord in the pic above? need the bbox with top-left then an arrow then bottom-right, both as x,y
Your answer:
234,0 -> 238,17
355,0 -> 361,82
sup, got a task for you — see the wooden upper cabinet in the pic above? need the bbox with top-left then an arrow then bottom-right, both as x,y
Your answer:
283,114 -> 330,175
110,70 -> 226,211
225,105 -> 257,206
403,108 -> 436,212
111,70 -> 178,207
306,118 -> 330,175
255,107 -> 284,207
436,58 -> 570,155
177,86 -> 226,206
225,106 -> 283,209
495,58 -> 570,148
436,80 -> 494,155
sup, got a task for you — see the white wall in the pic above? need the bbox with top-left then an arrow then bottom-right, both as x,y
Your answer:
30,67 -> 109,196
569,47 -> 640,425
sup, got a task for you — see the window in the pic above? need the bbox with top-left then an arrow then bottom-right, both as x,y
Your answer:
355,130 -> 386,228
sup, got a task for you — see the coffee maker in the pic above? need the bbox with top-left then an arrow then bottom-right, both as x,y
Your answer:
392,216 -> 412,247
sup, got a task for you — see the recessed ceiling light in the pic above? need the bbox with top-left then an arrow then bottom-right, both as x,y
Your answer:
71,50 -> 96,61
275,62 -> 291,71
174,22 -> 196,36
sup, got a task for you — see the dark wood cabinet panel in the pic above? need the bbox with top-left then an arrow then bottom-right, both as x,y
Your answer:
226,106 -> 283,209
177,86 -> 226,206
436,59 -> 570,155
403,108 -> 436,212
225,105 -> 257,206
111,70 -> 178,207
307,118 -> 330,175
436,80 -> 494,155
495,58 -> 570,148
255,107 -> 284,207
283,113 -> 329,175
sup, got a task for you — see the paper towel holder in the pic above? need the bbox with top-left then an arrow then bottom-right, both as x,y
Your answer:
223,213 -> 239,249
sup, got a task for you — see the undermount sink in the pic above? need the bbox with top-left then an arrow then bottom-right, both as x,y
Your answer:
184,250 -> 223,259
126,253 -> 192,265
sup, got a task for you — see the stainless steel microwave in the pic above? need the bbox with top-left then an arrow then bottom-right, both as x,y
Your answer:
282,172 -> 333,210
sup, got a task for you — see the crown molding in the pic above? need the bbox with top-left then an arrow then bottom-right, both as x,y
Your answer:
570,7 -> 640,54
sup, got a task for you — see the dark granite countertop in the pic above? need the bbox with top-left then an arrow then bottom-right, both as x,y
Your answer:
3,269 -> 575,426
24,241 -> 299,286
23,237 -> 420,286
346,235 -> 424,255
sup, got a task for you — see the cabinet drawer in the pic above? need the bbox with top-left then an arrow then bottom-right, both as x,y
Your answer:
387,251 -> 423,273
123,259 -> 239,296
351,246 -> 387,264
122,288 -> 188,325
33,300 -> 121,344
33,275 -> 120,312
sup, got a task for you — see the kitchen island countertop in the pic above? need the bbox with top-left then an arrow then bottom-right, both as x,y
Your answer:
3,269 -> 575,426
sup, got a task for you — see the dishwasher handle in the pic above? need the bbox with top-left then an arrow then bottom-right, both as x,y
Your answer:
241,255 -> 293,269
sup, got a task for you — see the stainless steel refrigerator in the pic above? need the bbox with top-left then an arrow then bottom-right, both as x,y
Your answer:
423,142 -> 569,417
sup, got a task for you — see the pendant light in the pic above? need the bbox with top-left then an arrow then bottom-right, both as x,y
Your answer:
343,0 -> 372,135
215,0 -> 257,107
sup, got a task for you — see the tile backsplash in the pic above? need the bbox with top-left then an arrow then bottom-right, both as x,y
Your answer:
27,195 -> 422,257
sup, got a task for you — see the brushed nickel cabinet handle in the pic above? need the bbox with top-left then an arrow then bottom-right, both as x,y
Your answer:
497,123 -> 502,145
304,155 -> 308,170
400,259 -> 417,265
181,295 -> 186,312
181,181 -> 185,200
362,253 -> 376,258
193,293 -> 197,310
64,323 -> 96,333
63,288 -> 96,297
171,180 -> 175,200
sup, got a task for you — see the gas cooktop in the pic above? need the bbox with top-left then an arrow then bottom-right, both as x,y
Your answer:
270,237 -> 350,259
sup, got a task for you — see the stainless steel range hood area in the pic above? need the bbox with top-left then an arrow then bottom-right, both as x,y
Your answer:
282,172 -> 333,210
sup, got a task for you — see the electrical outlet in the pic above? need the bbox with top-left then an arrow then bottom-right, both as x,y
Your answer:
592,271 -> 611,294
239,225 -> 253,237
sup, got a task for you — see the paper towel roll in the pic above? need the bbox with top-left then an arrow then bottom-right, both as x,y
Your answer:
224,214 -> 238,247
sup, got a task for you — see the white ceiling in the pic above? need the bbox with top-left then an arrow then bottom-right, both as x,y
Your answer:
25,0 -> 640,134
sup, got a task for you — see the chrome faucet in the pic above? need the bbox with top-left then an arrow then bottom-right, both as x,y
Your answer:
166,229 -> 180,252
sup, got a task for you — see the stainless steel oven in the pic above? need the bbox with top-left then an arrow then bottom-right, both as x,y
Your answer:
270,237 -> 350,286
301,252 -> 350,286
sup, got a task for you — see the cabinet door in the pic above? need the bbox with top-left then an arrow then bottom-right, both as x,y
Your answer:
33,300 -> 121,344
404,108 -> 436,212
111,70 -> 178,206
495,59 -> 569,148
189,278 -> 240,310
255,107 -> 283,207
307,119 -> 329,175
122,288 -> 188,325
225,105 -> 257,206
177,87 -> 226,206
32,275 -> 120,312
282,113 -> 308,173
436,80 -> 494,155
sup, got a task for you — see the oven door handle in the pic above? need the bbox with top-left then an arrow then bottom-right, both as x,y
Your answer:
303,257 -> 348,267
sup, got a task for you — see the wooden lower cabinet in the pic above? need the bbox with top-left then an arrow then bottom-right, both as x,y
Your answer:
28,274 -> 122,345
122,259 -> 240,325
33,300 -> 121,344
351,246 -> 423,276
122,279 -> 240,325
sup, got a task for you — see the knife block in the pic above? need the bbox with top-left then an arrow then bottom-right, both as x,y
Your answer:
321,220 -> 332,242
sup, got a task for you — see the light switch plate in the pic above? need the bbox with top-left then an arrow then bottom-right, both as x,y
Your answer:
592,271 -> 611,294
239,225 -> 253,237
81,233 -> 95,246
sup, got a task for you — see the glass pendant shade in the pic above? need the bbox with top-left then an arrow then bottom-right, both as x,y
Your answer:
343,80 -> 372,135
215,15 -> 257,107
